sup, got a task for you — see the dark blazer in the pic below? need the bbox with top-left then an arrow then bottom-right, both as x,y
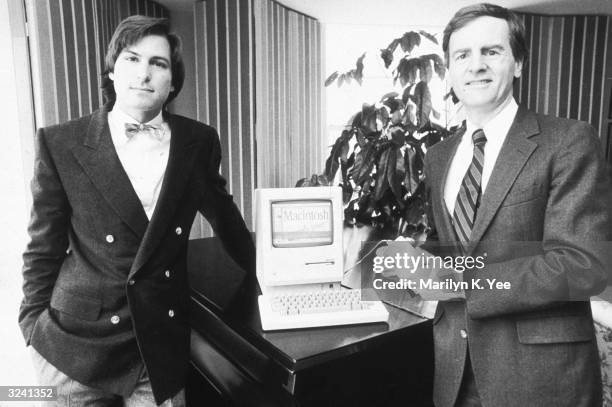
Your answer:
424,106 -> 611,407
19,103 -> 255,404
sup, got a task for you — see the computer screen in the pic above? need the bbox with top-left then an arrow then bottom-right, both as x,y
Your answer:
255,187 -> 344,293
271,200 -> 333,247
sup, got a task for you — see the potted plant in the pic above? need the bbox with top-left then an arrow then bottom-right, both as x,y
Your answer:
299,30 -> 456,246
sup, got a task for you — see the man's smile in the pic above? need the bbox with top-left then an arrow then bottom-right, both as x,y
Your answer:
130,86 -> 154,92
465,79 -> 493,87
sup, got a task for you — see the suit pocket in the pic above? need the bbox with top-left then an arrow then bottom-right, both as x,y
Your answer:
501,183 -> 546,207
50,287 -> 102,321
516,315 -> 593,344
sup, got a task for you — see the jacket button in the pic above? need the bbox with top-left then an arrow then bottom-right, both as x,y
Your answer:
168,309 -> 175,318
175,227 -> 182,235
460,329 -> 468,339
128,279 -> 135,286
164,270 -> 171,278
105,234 -> 115,243
111,315 -> 120,324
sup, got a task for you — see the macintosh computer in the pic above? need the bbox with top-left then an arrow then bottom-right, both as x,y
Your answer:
255,186 -> 388,331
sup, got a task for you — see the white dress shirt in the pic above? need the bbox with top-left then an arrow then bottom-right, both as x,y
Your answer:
444,99 -> 518,215
108,107 -> 171,220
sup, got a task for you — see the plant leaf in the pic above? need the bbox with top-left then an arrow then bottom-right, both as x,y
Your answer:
361,104 -> 378,133
374,147 -> 391,200
411,81 -> 432,128
418,30 -> 438,45
420,53 -> 445,81
377,105 -> 390,128
401,103 -> 418,131
380,48 -> 394,69
402,83 -> 414,104
295,177 -> 309,187
324,71 -> 339,87
316,174 -> 330,186
352,69 -> 363,85
380,91 -> 399,102
404,147 -> 420,195
387,147 -> 404,205
404,196 -> 426,228
389,126 -> 405,146
382,97 -> 403,113
341,151 -> 355,184
342,182 -> 353,204
354,127 -> 367,148
395,58 -> 421,87
380,39 -> 400,68
431,107 -> 440,119
337,73 -> 345,87
324,130 -> 349,180
352,143 -> 377,184
390,109 -> 403,126
444,89 -> 459,104
355,53 -> 365,73
399,31 -> 421,53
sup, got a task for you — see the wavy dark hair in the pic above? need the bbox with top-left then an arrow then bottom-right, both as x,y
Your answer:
442,3 -> 528,67
101,15 -> 185,105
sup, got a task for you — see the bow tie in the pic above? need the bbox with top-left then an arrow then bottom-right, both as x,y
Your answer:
124,122 -> 166,141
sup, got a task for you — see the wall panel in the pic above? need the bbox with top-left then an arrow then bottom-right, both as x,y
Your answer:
192,0 -> 257,236
253,0 -> 325,190
516,13 -> 612,157
191,0 -> 323,236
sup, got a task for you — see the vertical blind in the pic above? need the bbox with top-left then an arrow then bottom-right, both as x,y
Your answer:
191,0 -> 256,236
253,0 -> 325,190
26,0 -> 167,128
190,0 -> 324,237
514,13 -> 612,158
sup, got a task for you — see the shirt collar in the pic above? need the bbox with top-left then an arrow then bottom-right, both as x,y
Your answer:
465,98 -> 518,144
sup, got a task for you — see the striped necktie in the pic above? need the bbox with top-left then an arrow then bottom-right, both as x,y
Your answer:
452,129 -> 487,252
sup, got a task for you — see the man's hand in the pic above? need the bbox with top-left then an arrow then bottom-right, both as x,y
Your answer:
373,239 -> 466,301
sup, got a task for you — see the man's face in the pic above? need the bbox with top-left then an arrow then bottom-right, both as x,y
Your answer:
109,34 -> 173,121
447,16 -> 522,118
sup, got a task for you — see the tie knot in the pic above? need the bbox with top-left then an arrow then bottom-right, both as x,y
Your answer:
472,129 -> 487,146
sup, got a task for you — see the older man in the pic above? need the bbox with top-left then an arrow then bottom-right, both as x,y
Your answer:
424,3 -> 611,407
19,15 -> 254,406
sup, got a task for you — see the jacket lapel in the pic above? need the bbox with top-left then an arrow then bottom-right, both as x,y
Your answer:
71,104 -> 149,239
467,107 -> 539,253
129,113 -> 202,277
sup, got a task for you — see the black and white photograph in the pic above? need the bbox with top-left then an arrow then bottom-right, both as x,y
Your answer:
2,0 -> 612,406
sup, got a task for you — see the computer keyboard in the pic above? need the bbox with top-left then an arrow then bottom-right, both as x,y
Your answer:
258,289 -> 389,331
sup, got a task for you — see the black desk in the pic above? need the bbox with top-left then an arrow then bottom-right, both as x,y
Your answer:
187,238 -> 434,406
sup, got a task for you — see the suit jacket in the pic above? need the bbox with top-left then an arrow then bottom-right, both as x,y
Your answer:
19,103 -> 255,404
424,106 -> 611,407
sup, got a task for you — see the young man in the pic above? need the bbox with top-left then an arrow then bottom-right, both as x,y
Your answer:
19,16 -> 254,406
424,3 -> 611,406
